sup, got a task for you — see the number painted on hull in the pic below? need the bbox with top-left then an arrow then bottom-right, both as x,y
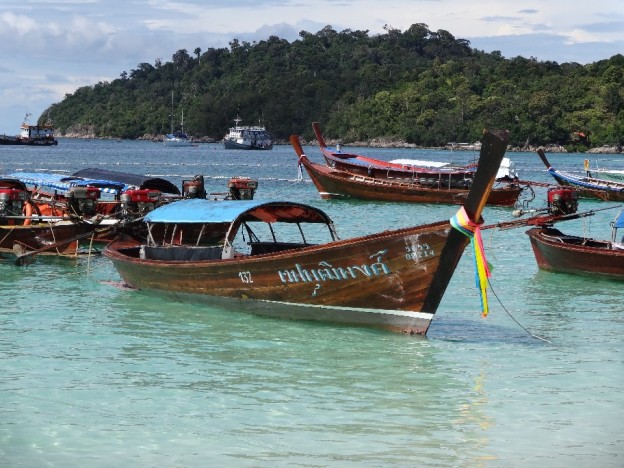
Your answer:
238,271 -> 254,283
405,243 -> 435,261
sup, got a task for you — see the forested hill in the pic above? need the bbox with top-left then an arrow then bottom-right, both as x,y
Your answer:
42,24 -> 624,150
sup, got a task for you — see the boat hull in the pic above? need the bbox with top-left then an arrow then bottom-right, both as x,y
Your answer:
526,227 -> 624,279
0,136 -> 58,146
105,221 -> 460,334
301,156 -> 521,206
322,152 -> 473,187
164,139 -> 194,147
313,122 -> 474,187
223,139 -> 273,150
0,223 -> 94,256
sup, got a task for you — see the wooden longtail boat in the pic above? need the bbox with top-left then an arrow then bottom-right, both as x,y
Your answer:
526,208 -> 624,280
537,149 -> 624,201
2,223 -> 101,258
103,129 -> 509,334
0,177 -> 100,257
292,136 -> 522,206
312,122 -> 477,188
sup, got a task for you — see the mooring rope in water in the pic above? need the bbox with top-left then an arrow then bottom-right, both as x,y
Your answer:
487,278 -> 552,344
86,232 -> 95,275
482,221 -> 552,344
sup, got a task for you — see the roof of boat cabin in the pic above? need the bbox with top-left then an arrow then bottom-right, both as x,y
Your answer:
144,199 -> 333,224
72,168 -> 180,194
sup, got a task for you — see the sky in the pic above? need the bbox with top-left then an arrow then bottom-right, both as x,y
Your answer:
1,0 -> 623,134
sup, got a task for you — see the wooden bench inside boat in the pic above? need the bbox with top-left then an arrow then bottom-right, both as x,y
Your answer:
542,233 -> 585,245
141,245 -> 223,261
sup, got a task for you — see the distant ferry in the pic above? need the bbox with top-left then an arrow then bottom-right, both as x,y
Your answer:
223,116 -> 273,150
0,115 -> 58,146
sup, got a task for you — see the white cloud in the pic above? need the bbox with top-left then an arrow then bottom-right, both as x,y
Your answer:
1,12 -> 38,35
1,0 -> 623,133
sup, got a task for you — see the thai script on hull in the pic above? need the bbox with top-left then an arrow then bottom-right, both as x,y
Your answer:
278,250 -> 391,287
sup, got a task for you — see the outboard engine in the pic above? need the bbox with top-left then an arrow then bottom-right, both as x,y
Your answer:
0,188 -> 29,223
182,175 -> 207,199
547,187 -> 578,215
67,186 -> 100,217
120,189 -> 161,220
228,177 -> 258,200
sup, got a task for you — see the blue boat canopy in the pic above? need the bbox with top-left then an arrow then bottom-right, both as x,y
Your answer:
9,172 -> 125,194
72,168 -> 181,195
144,199 -> 333,225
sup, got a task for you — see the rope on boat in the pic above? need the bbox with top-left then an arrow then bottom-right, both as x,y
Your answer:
0,226 -> 15,246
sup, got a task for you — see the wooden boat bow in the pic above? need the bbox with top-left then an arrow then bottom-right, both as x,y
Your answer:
420,129 -> 510,312
312,121 -> 327,148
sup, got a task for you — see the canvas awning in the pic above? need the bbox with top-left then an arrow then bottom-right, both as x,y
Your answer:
9,172 -> 125,194
144,199 -> 333,225
72,168 -> 180,195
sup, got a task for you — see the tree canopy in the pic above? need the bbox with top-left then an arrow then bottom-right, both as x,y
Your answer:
43,24 -> 624,149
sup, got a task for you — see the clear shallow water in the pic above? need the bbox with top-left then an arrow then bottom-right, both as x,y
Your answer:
1,140 -> 623,466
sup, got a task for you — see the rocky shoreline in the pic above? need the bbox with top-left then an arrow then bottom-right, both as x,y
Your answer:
59,127 -> 623,154
295,136 -> 622,154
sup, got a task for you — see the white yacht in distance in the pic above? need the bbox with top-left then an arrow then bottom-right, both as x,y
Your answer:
164,109 -> 193,147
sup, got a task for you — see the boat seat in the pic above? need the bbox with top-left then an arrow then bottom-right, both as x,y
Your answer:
141,245 -> 223,261
541,233 -> 583,244
248,241 -> 311,255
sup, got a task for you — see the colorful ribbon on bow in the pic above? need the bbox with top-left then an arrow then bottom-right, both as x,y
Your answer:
450,206 -> 491,317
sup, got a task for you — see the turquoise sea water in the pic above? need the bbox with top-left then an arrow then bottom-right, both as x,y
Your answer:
1,139 -> 623,466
